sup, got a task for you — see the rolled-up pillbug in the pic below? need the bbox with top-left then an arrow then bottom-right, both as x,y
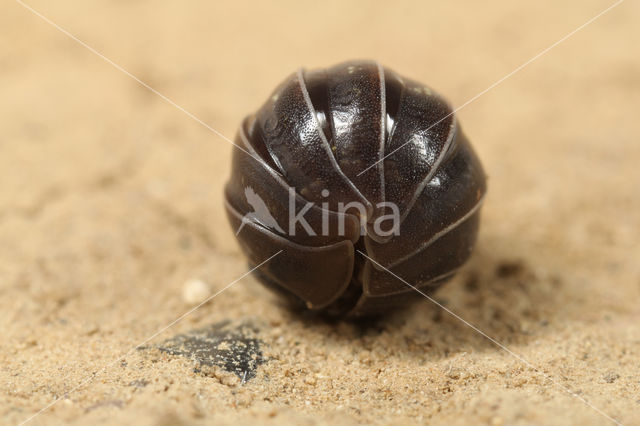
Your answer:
225,60 -> 486,317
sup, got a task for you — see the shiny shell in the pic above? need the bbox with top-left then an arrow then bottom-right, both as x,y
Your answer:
225,60 -> 486,317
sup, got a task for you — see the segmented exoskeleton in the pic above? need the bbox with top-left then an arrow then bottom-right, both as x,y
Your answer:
225,60 -> 486,317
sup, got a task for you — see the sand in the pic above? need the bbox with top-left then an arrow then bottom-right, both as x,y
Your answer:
1,1 -> 639,425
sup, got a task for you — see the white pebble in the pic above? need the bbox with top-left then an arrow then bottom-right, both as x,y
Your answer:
182,279 -> 210,304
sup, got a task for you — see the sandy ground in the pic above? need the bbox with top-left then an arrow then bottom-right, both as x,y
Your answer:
1,1 -> 640,425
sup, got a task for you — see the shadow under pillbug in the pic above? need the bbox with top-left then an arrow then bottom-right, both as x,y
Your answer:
225,60 -> 487,318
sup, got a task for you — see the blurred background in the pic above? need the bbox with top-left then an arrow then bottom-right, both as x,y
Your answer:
1,1 -> 638,425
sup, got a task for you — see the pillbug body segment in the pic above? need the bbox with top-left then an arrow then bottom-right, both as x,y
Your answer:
225,60 -> 487,317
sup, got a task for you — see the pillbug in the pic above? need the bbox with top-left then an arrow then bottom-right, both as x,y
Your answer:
225,60 -> 486,317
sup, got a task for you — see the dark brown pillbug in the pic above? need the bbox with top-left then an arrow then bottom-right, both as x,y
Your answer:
225,60 -> 486,318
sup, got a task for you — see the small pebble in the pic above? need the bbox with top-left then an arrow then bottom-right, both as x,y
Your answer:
603,371 -> 619,383
182,279 -> 211,304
